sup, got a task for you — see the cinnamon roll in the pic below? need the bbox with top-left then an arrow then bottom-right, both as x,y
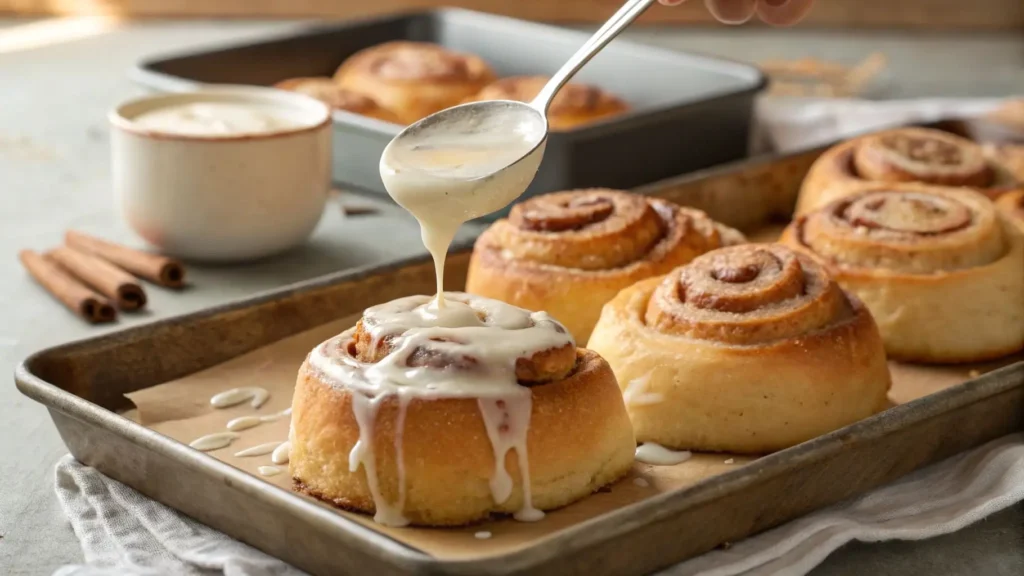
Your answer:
797,127 -> 1022,215
986,98 -> 1024,131
290,293 -> 635,526
588,244 -> 891,454
465,189 -> 746,343
334,41 -> 496,125
996,190 -> 1024,231
782,183 -> 1024,363
463,76 -> 629,131
273,77 -> 401,123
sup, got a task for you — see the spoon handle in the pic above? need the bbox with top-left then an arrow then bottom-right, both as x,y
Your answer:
531,0 -> 659,115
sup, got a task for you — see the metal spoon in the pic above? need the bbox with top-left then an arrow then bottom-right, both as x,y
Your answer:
382,0 -> 659,179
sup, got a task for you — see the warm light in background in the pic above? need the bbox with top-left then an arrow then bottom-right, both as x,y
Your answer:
0,15 -> 121,54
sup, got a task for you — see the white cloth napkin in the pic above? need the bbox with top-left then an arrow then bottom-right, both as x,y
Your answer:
751,96 -> 1006,154
54,433 -> 1024,576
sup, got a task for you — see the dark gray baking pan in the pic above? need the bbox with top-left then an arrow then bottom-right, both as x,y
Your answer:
131,8 -> 766,215
16,123 -> 1024,575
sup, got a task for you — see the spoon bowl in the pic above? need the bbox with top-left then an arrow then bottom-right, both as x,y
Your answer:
384,99 -> 548,182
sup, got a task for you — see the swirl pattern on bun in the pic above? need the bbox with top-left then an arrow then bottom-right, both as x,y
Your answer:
783,183 -> 1024,363
466,189 -> 746,343
588,244 -> 891,454
334,41 -> 496,124
797,127 -> 1022,215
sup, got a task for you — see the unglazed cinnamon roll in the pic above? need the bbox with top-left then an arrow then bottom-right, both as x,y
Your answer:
588,244 -> 891,454
463,76 -> 629,131
465,189 -> 746,343
997,190 -> 1024,230
334,42 -> 496,125
782,183 -> 1024,363
986,98 -> 1024,131
273,77 -> 401,123
797,127 -> 1022,214
290,293 -> 635,527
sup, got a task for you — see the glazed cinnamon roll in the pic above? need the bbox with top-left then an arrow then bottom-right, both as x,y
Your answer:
334,42 -> 496,125
588,244 -> 891,454
782,183 -> 1024,363
273,77 -> 401,123
290,293 -> 635,527
797,127 -> 1022,214
463,76 -> 629,130
465,189 -> 746,343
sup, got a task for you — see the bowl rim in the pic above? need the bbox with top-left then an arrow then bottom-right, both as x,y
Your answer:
109,85 -> 332,142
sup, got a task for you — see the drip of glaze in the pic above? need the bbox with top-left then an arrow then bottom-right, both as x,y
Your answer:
210,387 -> 270,409
233,442 -> 282,458
310,294 -> 571,525
349,393 -> 408,527
190,432 -> 241,451
474,531 -> 493,540
478,394 -> 543,522
226,407 -> 292,431
380,110 -> 545,310
635,443 -> 693,466
271,440 -> 291,465
633,477 -> 650,488
258,466 -> 282,477
622,373 -> 663,407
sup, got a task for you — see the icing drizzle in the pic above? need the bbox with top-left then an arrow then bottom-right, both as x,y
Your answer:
308,292 -> 575,526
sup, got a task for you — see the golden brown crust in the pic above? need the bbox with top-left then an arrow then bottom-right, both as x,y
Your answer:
465,189 -> 746,343
796,128 -> 1023,215
996,190 -> 1024,230
985,98 -> 1024,131
782,183 -> 1024,363
334,41 -> 496,125
463,76 -> 629,130
273,77 -> 401,123
290,348 -> 635,526
588,243 -> 891,454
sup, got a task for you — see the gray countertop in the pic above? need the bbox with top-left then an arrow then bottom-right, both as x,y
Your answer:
1,17 -> 1022,575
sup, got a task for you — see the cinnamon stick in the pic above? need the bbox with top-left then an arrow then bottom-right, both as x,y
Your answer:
65,230 -> 185,288
19,250 -> 116,323
48,246 -> 147,311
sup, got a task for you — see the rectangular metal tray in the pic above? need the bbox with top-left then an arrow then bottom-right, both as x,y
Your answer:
16,127 -> 1024,575
132,8 -> 765,215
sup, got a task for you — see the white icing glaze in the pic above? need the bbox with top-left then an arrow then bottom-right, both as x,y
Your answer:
380,111 -> 544,307
190,432 -> 241,452
210,387 -> 270,410
271,441 -> 291,465
226,407 -> 292,431
324,111 -> 549,526
132,102 -> 306,137
622,373 -> 664,407
633,477 -> 650,488
233,442 -> 282,458
258,466 -> 282,477
309,293 -> 572,526
724,458 -> 735,464
474,531 -> 493,540
635,443 -> 693,466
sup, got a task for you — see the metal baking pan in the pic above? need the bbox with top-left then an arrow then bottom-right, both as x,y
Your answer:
15,121 -> 1024,575
131,8 -> 766,215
